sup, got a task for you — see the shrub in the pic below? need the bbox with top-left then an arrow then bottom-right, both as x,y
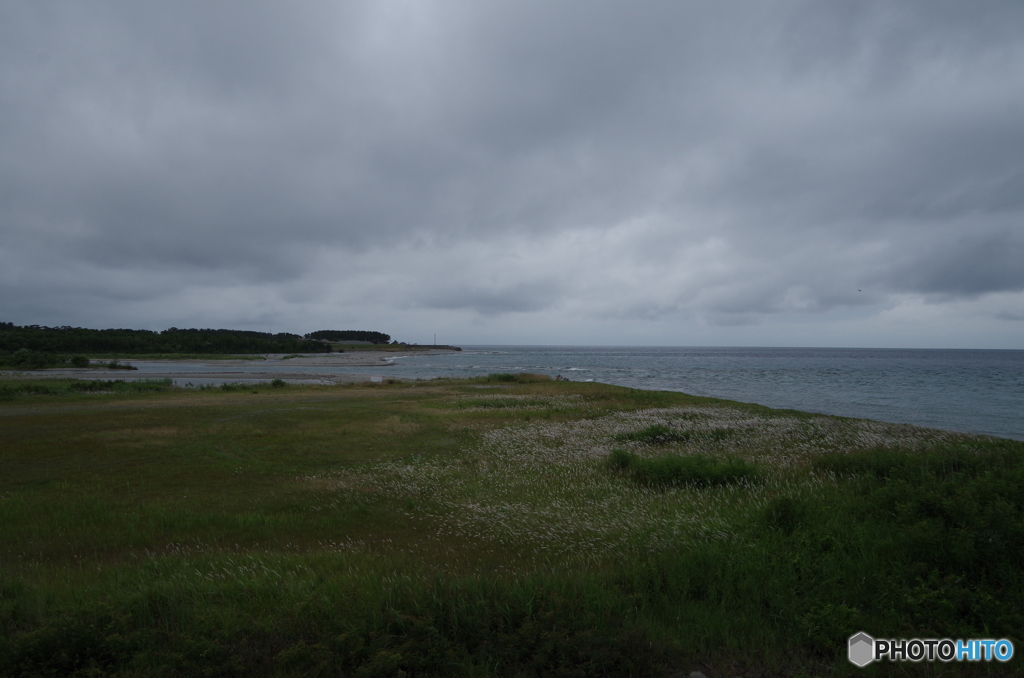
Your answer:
478,373 -> 552,383
615,424 -> 691,445
105,360 -> 137,370
6,349 -> 62,369
608,448 -> 635,470
68,379 -> 172,393
270,379 -> 287,388
70,355 -> 90,368
0,382 -> 60,398
0,379 -> 173,398
609,450 -> 759,488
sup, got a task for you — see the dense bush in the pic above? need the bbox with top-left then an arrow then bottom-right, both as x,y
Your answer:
3,348 -> 67,369
0,379 -> 173,399
615,423 -> 691,444
609,448 -> 759,487
475,373 -> 552,383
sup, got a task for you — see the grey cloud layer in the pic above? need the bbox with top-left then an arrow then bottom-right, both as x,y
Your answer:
1,0 -> 1023,343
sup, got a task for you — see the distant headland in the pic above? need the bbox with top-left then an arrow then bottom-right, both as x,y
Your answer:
0,322 -> 459,369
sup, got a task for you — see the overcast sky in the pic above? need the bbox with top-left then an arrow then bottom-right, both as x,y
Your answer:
2,1 -> 1023,348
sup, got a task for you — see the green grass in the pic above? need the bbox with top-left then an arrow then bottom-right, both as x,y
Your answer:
0,375 -> 1021,676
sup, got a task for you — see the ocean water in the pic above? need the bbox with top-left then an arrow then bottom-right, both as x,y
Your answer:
377,346 -> 1024,441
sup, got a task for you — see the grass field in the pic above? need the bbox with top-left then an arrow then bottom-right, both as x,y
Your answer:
1,375 -> 1021,676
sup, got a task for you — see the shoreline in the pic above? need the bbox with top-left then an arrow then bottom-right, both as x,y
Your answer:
0,350 -> 461,384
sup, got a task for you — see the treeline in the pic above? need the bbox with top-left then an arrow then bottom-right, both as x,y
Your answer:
304,330 -> 391,344
0,323 -> 331,355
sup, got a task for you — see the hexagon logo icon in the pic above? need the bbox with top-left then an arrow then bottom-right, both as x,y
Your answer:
848,632 -> 874,667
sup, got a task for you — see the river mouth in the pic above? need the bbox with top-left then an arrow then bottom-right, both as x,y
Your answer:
2,351 -> 459,385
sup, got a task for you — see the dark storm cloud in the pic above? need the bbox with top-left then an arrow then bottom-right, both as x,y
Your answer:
1,0 -> 1023,344
887,232 -> 1024,297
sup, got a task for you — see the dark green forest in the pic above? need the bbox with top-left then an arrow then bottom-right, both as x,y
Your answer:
0,322 -> 331,360
303,330 -> 391,343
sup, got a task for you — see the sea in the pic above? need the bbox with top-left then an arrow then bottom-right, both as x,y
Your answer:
380,346 -> 1024,441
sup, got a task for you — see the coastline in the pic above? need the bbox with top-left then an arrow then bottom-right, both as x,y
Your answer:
5,345 -> 1021,440
0,350 -> 461,385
